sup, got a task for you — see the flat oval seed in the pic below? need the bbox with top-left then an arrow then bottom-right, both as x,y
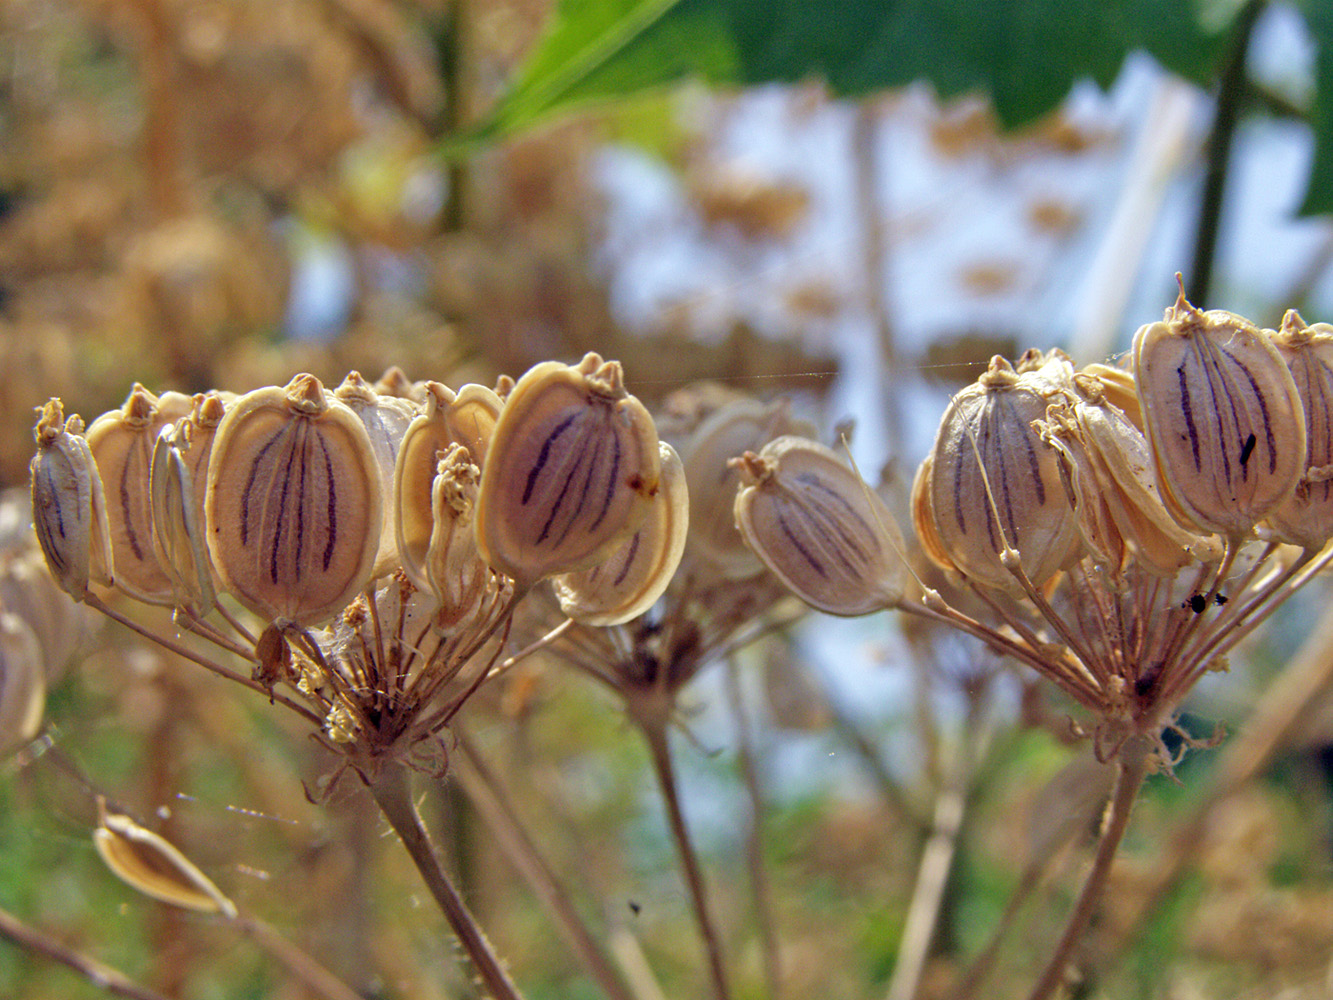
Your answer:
1267,311 -> 1333,548
0,611 -> 45,758
93,801 -> 237,917
476,354 -> 662,587
445,384 -> 504,467
682,398 -> 815,579
734,436 -> 905,617
553,442 -> 689,626
29,399 -> 113,600
336,371 -> 418,578
394,381 -> 458,591
86,385 -> 189,605
923,357 -> 1080,591
150,416 -> 217,616
1134,289 -> 1305,539
205,374 -> 383,626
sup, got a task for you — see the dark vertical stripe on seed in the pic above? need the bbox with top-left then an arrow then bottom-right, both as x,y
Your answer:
612,532 -> 640,587
551,436 -> 600,549
796,473 -> 872,562
523,413 -> 579,505
272,437 -> 297,585
240,432 -> 281,546
776,506 -> 825,577
45,465 -> 66,539
319,434 -> 337,571
1239,433 -> 1256,468
1218,343 -> 1277,477
1177,362 -> 1202,470
119,444 -> 145,562
587,432 -> 620,533
536,442 -> 588,545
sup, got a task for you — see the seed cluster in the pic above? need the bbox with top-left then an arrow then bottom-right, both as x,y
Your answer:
29,355 -> 677,771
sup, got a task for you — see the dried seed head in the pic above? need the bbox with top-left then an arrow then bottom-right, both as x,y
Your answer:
205,374 -> 383,626
93,799 -> 237,917
1133,286 -> 1306,539
0,611 -> 45,757
475,354 -> 662,587
29,399 -> 113,600
86,385 -> 191,605
336,371 -> 418,577
553,442 -> 689,626
426,443 -> 489,628
918,355 -> 1080,591
1265,310 -> 1333,548
682,398 -> 816,579
733,436 -> 905,616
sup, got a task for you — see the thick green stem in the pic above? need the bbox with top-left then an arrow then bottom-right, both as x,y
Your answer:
369,763 -> 526,1000
1025,740 -> 1151,1000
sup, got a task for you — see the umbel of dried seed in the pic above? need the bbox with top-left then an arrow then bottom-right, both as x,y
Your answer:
553,441 -> 690,626
733,435 -> 905,617
1133,284 -> 1305,540
475,353 -> 662,588
29,398 -> 114,601
205,374 -> 383,626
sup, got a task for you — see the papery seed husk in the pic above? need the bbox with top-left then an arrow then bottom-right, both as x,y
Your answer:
1080,362 -> 1143,431
923,357 -> 1080,591
86,385 -> 191,605
1037,400 -> 1128,572
150,416 -> 217,616
394,382 -> 458,591
1074,391 -> 1221,572
446,384 -> 504,468
206,374 -> 383,626
475,354 -> 662,587
94,801 -> 237,917
1266,311 -> 1333,549
30,399 -> 114,600
1134,290 -> 1306,539
734,436 -> 905,616
553,442 -> 689,626
426,444 -> 489,629
682,398 -> 816,579
0,611 -> 45,758
337,371 -> 418,577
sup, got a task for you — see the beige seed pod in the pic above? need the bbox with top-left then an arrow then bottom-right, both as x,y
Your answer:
149,409 -> 218,617
682,397 -> 815,579
394,382 -> 459,590
1080,362 -> 1143,431
93,799 -> 237,917
29,399 -> 114,601
0,611 -> 45,758
205,374 -> 383,626
425,444 -> 489,628
86,385 -> 193,605
373,365 -> 425,403
336,371 -> 418,578
446,383 -> 504,467
1265,310 -> 1333,549
1134,287 -> 1306,540
1038,400 -> 1129,572
553,442 -> 689,626
920,356 -> 1080,591
475,353 -> 662,587
733,436 -> 905,616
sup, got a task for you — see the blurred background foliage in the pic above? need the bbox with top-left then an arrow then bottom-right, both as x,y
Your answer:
6,1 -> 1333,998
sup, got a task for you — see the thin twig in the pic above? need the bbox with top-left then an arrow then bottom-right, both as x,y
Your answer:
453,732 -> 636,1000
369,763 -> 526,1000
635,713 -> 732,1000
724,657 -> 781,999
0,904 -> 173,1000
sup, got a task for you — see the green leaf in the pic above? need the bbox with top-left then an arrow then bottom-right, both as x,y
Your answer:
1298,0 -> 1333,215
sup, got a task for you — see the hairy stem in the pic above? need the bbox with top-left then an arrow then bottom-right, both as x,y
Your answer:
369,763 -> 526,1000
1025,740 -> 1151,1000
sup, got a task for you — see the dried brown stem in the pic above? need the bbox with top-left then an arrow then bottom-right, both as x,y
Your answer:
369,762 -> 526,1000
0,904 -> 173,1000
636,712 -> 732,1000
1025,738 -> 1150,1000
453,732 -> 635,1000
